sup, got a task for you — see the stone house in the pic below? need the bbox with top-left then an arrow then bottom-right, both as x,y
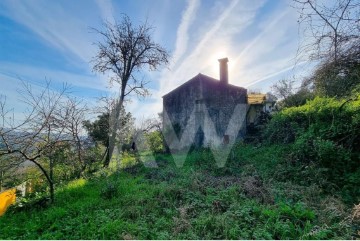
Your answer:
162,58 -> 274,149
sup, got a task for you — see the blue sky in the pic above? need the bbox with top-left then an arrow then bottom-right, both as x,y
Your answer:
0,0 -> 314,123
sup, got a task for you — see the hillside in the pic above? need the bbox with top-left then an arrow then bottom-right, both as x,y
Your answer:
0,143 -> 359,239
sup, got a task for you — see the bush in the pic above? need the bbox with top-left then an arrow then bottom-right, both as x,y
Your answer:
264,96 -> 360,145
146,131 -> 165,153
263,95 -> 360,202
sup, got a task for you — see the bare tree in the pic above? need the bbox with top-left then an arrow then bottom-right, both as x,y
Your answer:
92,15 -> 169,167
0,96 -> 23,191
0,82 -> 70,202
0,82 -> 89,202
60,98 -> 89,177
294,0 -> 360,62
271,78 -> 315,108
293,0 -> 360,97
271,79 -> 295,100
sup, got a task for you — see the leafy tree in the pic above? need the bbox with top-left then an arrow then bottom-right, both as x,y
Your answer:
92,15 -> 169,167
83,108 -> 134,163
146,131 -> 164,153
83,113 -> 109,148
136,114 -> 169,154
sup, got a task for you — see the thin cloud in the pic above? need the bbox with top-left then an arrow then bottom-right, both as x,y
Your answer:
159,0 -> 266,95
0,0 -> 308,124
244,60 -> 308,88
159,0 -> 240,94
171,0 -> 200,68
232,8 -> 290,67
168,0 -> 239,78
95,0 -> 115,25
0,0 -> 96,63
229,5 -> 301,89
0,62 -> 108,93
0,73 -> 99,126
136,0 -> 267,122
155,0 -> 200,99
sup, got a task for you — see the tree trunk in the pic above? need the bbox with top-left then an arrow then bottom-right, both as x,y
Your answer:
49,158 -> 54,203
31,159 -> 55,203
49,181 -> 54,203
104,134 -> 115,167
103,97 -> 124,167
102,146 -> 109,163
75,133 -> 86,176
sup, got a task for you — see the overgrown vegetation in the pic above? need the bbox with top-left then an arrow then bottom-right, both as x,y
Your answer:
1,144 -> 359,239
264,95 -> 360,203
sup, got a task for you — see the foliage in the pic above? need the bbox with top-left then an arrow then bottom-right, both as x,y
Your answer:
83,113 -> 110,147
0,155 -> 23,190
146,130 -> 165,153
264,95 -> 360,145
312,57 -> 360,97
281,88 -> 315,108
263,95 -> 360,203
1,83 -> 359,239
271,78 -> 315,109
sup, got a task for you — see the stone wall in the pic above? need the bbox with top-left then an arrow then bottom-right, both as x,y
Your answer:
163,74 -> 247,150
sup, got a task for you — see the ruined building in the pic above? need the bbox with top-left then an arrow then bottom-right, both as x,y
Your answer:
162,58 -> 249,149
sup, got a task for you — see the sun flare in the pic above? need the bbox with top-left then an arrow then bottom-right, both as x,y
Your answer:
209,49 -> 228,76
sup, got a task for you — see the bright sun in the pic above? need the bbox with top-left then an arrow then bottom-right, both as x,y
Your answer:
209,50 -> 228,76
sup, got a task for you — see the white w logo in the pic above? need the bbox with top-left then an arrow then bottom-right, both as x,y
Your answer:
163,103 -> 247,167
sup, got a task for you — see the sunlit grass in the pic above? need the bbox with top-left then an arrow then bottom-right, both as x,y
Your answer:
66,178 -> 87,189
0,145 -> 357,239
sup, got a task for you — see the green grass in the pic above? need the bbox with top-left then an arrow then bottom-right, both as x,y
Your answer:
0,144 -> 357,239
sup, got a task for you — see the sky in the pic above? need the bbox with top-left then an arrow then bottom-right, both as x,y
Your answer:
0,0 -> 315,124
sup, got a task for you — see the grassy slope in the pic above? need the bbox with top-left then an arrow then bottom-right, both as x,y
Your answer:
0,144 -> 357,239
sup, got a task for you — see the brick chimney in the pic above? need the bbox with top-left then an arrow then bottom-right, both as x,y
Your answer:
218,57 -> 228,84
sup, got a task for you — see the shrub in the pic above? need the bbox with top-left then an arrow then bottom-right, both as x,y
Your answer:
146,131 -> 165,153
263,95 -> 360,202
